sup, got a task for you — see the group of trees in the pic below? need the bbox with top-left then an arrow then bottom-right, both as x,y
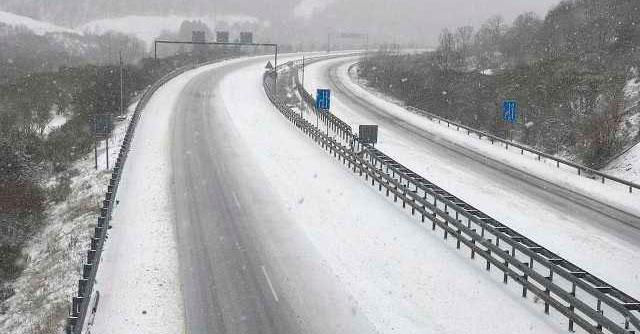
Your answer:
0,23 -> 146,84
0,35 -> 246,299
0,62 -> 140,290
360,0 -> 640,166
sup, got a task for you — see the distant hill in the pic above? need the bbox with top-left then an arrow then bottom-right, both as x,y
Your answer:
0,0 -> 297,27
0,10 -> 78,35
78,14 -> 258,47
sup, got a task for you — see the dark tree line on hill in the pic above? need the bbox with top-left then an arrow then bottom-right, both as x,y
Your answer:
359,0 -> 640,167
0,23 -> 147,84
0,45 -> 246,299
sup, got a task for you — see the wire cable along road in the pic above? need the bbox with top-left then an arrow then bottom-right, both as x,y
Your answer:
264,59 -> 640,334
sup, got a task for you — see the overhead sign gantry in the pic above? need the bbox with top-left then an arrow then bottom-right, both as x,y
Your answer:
153,31 -> 279,92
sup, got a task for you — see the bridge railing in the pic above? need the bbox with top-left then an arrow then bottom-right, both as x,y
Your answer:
64,58 -> 229,334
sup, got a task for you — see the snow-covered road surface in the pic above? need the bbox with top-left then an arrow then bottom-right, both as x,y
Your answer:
304,56 -> 640,302
88,53 -> 580,333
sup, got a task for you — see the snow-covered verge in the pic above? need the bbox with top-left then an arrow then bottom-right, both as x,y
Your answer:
42,112 -> 69,137
340,58 -> 640,217
221,59 -> 570,333
604,142 -> 640,184
303,57 -> 640,303
0,10 -> 78,35
602,76 -> 640,180
624,75 -> 640,112
603,75 -> 640,183
0,103 -> 135,334
87,57 -> 261,334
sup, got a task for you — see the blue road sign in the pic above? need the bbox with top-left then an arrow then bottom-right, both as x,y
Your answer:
502,100 -> 517,123
316,89 -> 331,111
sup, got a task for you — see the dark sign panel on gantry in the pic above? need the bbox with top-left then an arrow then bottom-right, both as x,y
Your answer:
359,125 -> 378,145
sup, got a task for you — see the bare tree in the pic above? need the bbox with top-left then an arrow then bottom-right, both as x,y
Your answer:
455,26 -> 474,67
474,15 -> 507,68
437,29 -> 457,71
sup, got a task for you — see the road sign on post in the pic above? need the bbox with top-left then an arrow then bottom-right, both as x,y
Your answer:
502,100 -> 517,123
316,89 -> 331,110
359,125 -> 378,145
240,32 -> 253,44
89,114 -> 113,170
89,114 -> 113,137
216,31 -> 229,43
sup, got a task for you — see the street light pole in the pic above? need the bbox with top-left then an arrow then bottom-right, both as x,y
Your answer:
300,53 -> 305,116
119,51 -> 124,116
274,44 -> 278,97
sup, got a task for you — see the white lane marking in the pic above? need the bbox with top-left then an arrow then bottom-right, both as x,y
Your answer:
232,192 -> 242,209
261,265 -> 279,302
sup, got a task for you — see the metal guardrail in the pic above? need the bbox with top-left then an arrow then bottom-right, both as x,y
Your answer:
346,63 -> 640,194
264,60 -> 640,334
64,59 -> 225,334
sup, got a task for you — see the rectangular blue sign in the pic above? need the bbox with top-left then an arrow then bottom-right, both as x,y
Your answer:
316,89 -> 331,111
502,100 -> 517,123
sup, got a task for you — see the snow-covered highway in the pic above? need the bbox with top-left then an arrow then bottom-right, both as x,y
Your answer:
83,53 -> 585,333
304,56 -> 640,303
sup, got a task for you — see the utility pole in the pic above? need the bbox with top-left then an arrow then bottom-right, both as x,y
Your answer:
94,66 -> 99,170
301,54 -> 305,116
119,51 -> 124,116
274,44 -> 278,97
365,34 -> 369,54
327,33 -> 331,53
94,139 -> 98,170
105,137 -> 109,169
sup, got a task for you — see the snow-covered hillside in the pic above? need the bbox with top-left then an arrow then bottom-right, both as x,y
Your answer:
77,14 -> 258,47
604,142 -> 640,184
0,10 -> 78,35
0,10 -> 259,50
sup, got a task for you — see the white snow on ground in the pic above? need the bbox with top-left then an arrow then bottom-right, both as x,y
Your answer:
625,76 -> 640,103
89,56 -> 296,333
77,14 -> 257,48
218,58 -> 568,333
0,11 -> 78,35
43,113 -> 68,136
605,76 -> 640,183
0,102 -> 136,334
481,68 -> 495,75
604,143 -> 640,184
304,57 -> 640,299
342,58 -> 640,216
87,62 -> 232,333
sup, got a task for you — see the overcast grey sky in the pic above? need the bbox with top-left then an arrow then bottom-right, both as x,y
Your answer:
181,0 -> 566,46
0,0 -> 565,46
289,0 -> 564,46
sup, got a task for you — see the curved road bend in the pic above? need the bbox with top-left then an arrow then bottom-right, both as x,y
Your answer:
170,56 -> 376,334
308,57 -> 640,296
325,57 -> 640,238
